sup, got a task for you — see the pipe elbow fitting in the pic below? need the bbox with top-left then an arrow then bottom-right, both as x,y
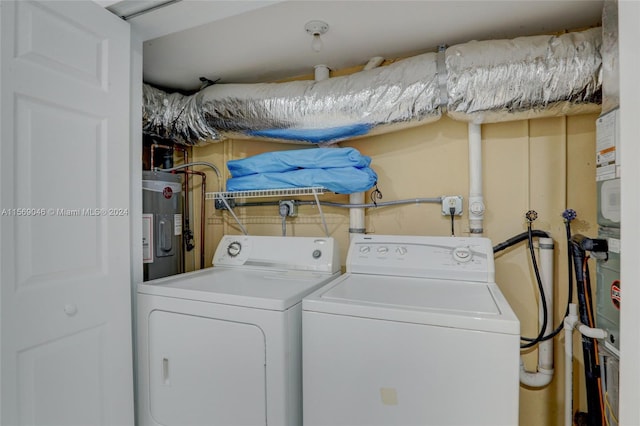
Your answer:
564,316 -> 579,330
519,364 -> 554,387
576,323 -> 609,340
537,366 -> 554,377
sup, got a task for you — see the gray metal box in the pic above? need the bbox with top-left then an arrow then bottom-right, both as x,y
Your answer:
596,226 -> 620,354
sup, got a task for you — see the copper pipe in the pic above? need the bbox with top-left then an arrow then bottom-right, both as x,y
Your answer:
149,143 -> 172,170
171,145 -> 190,256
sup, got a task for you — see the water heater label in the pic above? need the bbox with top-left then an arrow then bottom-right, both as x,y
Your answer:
143,214 -> 153,263
163,186 -> 173,199
174,213 -> 182,236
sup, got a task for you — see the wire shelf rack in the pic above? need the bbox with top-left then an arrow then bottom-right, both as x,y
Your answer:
205,187 -> 328,200
206,187 -> 330,237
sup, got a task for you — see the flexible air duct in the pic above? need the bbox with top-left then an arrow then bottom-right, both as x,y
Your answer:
143,27 -> 601,146
446,28 -> 602,123
143,53 -> 442,146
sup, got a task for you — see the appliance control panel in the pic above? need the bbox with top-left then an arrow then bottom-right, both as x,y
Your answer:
213,235 -> 340,273
347,234 -> 495,282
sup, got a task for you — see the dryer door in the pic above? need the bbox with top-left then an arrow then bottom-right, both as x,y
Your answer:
148,310 -> 266,426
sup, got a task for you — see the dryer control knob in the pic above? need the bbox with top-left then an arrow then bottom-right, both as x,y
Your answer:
396,246 -> 408,256
359,246 -> 370,254
227,241 -> 242,257
377,246 -> 389,255
452,246 -> 472,262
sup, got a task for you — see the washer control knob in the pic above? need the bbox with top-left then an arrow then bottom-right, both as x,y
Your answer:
452,246 -> 472,262
312,249 -> 322,259
359,245 -> 370,254
396,246 -> 408,256
227,241 -> 242,257
377,246 -> 389,255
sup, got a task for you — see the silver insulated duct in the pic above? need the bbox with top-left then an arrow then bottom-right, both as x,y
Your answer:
143,53 -> 442,146
143,27 -> 602,146
446,28 -> 602,123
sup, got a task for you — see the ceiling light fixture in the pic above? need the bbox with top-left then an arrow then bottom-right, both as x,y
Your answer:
305,20 -> 329,53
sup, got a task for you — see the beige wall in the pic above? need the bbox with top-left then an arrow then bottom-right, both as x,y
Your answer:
188,113 -> 598,426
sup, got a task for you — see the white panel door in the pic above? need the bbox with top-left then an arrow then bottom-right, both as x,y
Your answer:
0,1 -> 133,425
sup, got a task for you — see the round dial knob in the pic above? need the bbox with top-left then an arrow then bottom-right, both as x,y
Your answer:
377,246 -> 389,255
227,241 -> 242,257
452,246 -> 472,262
359,246 -> 371,254
396,246 -> 408,256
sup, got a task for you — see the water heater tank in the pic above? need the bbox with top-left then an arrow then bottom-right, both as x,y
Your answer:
143,171 -> 183,280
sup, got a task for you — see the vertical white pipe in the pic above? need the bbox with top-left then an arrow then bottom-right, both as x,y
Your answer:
538,237 -> 555,371
519,237 -> 555,387
349,192 -> 366,240
314,64 -> 330,81
313,63 -> 366,239
468,123 -> 484,236
564,304 -> 579,426
363,56 -> 385,70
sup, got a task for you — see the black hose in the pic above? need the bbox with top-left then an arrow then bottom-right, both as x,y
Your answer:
570,235 -> 605,426
502,210 -> 576,345
520,223 -> 549,349
534,219 -> 574,342
524,218 -> 575,342
493,230 -> 550,253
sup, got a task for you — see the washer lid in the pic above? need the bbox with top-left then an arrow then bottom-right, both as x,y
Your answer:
303,274 -> 520,335
139,267 -> 339,311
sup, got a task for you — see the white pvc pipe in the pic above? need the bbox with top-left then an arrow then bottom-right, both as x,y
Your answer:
564,304 -> 579,426
539,238 -> 555,371
349,192 -> 366,240
363,56 -> 385,70
577,322 -> 609,340
314,64 -> 330,81
563,303 -> 609,426
519,237 -> 555,388
468,123 -> 484,236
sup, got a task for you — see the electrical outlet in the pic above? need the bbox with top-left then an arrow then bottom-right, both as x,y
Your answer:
279,200 -> 298,217
214,197 -> 236,210
441,196 -> 463,216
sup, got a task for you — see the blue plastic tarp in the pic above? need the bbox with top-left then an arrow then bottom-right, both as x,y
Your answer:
246,124 -> 373,144
227,147 -> 371,177
225,166 -> 378,194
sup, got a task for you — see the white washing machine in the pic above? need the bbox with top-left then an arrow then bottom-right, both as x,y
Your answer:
303,234 -> 520,426
137,235 -> 340,426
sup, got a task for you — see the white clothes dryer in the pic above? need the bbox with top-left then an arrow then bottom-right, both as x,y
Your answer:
303,234 -> 520,426
137,235 -> 340,426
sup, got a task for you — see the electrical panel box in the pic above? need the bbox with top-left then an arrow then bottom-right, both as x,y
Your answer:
596,226 -> 620,356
